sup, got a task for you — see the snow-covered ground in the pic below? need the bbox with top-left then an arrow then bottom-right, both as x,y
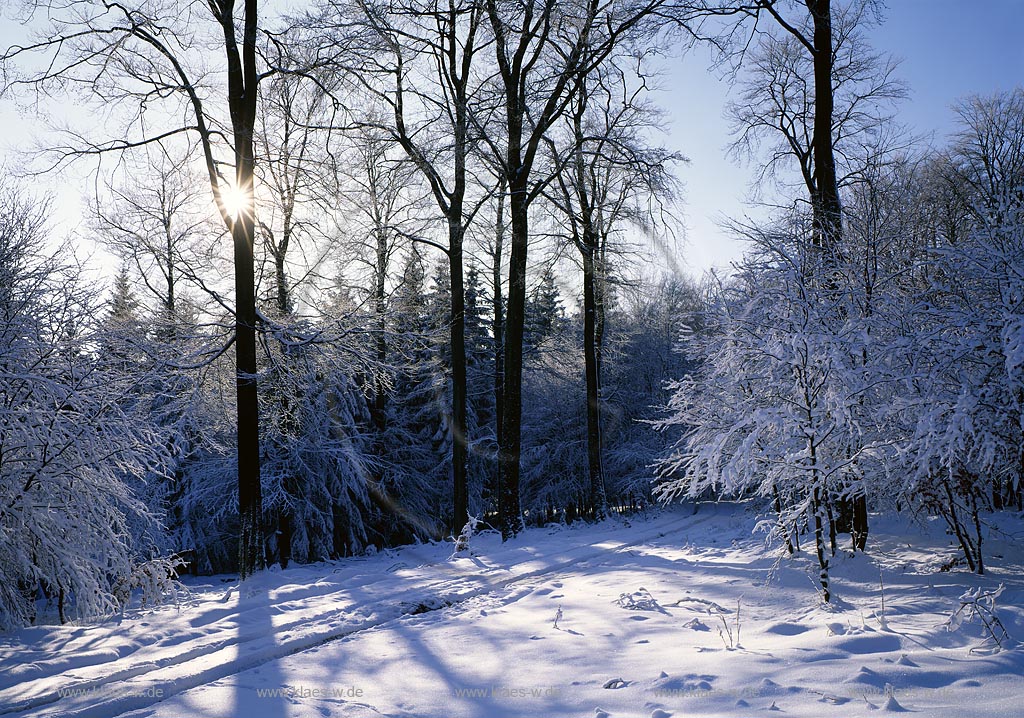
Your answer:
2,503 -> 1023,718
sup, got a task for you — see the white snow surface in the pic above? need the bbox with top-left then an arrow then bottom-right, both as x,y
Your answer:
3,503 -> 1024,717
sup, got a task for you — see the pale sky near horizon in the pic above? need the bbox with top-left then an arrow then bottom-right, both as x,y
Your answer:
1,1 -> 1022,279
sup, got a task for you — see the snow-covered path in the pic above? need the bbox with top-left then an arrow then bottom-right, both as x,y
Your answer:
4,504 -> 1024,718
0,507 -> 706,718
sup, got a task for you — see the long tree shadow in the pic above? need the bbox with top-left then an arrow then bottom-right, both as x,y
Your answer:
229,583 -> 290,718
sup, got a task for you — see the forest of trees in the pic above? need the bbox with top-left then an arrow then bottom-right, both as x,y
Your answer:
0,0 -> 1021,626
656,81 -> 1024,600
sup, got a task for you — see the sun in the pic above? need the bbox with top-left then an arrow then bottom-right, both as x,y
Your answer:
220,181 -> 251,221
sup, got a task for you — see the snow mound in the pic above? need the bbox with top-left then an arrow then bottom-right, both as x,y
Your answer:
764,622 -> 810,636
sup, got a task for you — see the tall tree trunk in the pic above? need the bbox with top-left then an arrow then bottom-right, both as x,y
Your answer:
852,494 -> 868,551
381,1 -> 478,537
582,239 -> 607,520
450,221 -> 469,534
163,216 -> 177,334
809,436 -> 830,602
811,485 -> 830,603
806,0 -> 842,250
223,0 -> 264,579
274,254 -> 290,315
233,194 -> 262,577
567,87 -> 608,521
498,176 -> 528,539
492,181 -> 506,456
448,59 -> 471,536
270,249 -> 294,569
373,226 -> 389,428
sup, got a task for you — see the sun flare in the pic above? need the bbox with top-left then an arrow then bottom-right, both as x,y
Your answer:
220,182 -> 250,220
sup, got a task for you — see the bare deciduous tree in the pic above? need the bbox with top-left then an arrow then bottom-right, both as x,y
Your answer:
91,148 -> 208,336
546,61 -> 682,519
2,0 -> 274,577
324,0 -> 493,533
485,0 -> 668,537
727,0 -> 903,252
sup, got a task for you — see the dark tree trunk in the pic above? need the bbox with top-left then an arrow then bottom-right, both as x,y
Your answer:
445,116 -> 469,538
275,254 -> 290,315
373,227 -> 389,428
582,240 -> 607,520
992,478 -> 1004,510
942,479 -> 977,573
806,0 -> 842,250
270,211 -> 295,568
852,494 -> 869,551
446,18 -> 474,534
384,2 -> 479,536
825,495 -> 837,557
492,184 -> 505,455
450,222 -> 469,534
222,0 -> 264,579
232,169 -> 263,580
277,513 -> 292,569
809,438 -> 830,602
485,0 -> 626,539
565,87 -> 608,521
970,491 -> 985,575
163,216 -> 177,335
774,486 -> 795,554
812,486 -> 830,603
498,178 -> 528,539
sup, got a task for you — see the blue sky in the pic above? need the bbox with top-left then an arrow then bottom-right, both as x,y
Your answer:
1,1 -> 1022,276
661,0 -> 1024,273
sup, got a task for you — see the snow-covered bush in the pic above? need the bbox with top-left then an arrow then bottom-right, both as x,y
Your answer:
898,205 -> 1024,574
655,90 -> 1024,585
892,92 -> 1024,573
653,214 -> 899,601
945,584 -> 1012,652
260,320 -> 377,564
0,183 -> 174,628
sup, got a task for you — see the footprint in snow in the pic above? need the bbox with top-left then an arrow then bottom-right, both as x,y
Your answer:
650,710 -> 673,718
